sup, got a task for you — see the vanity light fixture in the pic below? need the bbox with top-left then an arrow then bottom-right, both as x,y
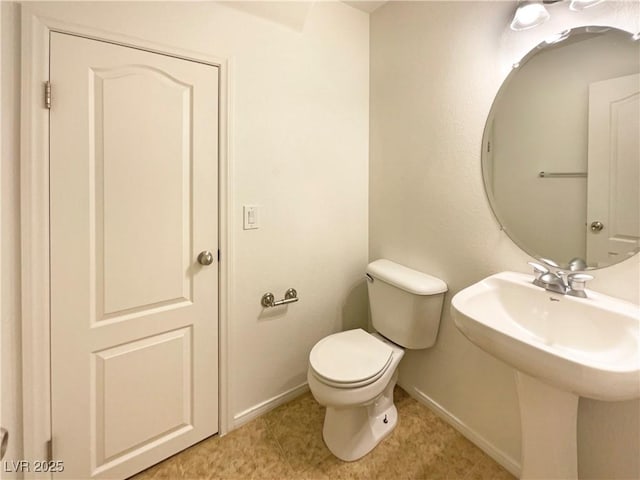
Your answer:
510,0 -> 605,31
569,0 -> 604,11
510,1 -> 551,31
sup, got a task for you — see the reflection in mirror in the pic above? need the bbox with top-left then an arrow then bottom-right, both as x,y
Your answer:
483,26 -> 640,269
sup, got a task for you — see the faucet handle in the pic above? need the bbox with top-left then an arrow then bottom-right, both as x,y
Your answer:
528,261 -> 549,279
567,273 -> 594,298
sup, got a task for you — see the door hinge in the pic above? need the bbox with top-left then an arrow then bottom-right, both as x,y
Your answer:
44,81 -> 52,110
217,249 -> 220,262
46,438 -> 53,462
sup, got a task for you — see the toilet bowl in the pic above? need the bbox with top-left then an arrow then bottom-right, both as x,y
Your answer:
307,259 -> 447,461
307,329 -> 404,461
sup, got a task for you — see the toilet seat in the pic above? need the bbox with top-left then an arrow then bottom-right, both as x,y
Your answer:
309,329 -> 393,388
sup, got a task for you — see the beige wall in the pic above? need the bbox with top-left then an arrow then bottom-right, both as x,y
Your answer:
1,0 -> 369,462
370,1 -> 639,478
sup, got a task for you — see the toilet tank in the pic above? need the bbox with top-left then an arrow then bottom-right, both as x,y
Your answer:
366,259 -> 447,349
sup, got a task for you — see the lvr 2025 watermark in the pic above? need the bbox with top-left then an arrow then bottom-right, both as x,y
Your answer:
3,460 -> 65,473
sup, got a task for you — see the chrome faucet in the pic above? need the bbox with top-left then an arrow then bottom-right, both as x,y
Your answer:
528,261 -> 593,298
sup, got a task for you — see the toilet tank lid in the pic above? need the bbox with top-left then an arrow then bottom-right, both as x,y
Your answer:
366,259 -> 448,295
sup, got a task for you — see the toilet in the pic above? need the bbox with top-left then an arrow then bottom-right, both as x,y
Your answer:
307,259 -> 447,461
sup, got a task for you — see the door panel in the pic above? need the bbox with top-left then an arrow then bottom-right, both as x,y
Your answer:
50,32 -> 219,479
587,73 -> 640,266
97,66 -> 192,315
95,328 -> 192,464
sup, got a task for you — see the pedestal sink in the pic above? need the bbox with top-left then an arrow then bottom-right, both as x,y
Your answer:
451,272 -> 640,479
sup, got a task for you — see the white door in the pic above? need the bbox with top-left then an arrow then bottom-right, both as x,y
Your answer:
50,32 -> 219,479
586,73 -> 640,266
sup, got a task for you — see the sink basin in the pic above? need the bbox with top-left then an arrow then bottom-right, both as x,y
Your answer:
452,271 -> 640,478
451,271 -> 640,401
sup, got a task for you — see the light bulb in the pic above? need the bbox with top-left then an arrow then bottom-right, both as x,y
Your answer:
511,2 -> 550,31
569,0 -> 604,11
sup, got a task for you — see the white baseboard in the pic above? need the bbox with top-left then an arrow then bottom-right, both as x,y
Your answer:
409,385 -> 521,478
231,383 -> 310,430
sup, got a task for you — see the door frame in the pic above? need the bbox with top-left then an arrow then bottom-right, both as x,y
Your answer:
20,6 -> 233,467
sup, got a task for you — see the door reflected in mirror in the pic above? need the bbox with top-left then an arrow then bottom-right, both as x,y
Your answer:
483,26 -> 640,269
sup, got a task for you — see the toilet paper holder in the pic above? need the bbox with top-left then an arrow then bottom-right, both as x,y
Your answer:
261,288 -> 299,308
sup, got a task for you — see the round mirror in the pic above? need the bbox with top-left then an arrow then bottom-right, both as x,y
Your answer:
483,26 -> 640,270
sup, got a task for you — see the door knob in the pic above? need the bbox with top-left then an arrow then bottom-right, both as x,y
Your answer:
197,250 -> 214,266
590,221 -> 604,233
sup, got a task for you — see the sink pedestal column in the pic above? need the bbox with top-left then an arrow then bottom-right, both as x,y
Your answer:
515,372 -> 579,480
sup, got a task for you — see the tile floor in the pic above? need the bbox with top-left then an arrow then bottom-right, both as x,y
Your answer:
131,387 -> 516,479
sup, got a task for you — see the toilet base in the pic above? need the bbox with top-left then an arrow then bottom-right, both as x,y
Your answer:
322,375 -> 398,461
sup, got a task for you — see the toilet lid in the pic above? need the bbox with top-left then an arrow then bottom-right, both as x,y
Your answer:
309,329 -> 393,385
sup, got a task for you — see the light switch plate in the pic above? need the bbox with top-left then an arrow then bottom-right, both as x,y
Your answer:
243,205 -> 260,230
